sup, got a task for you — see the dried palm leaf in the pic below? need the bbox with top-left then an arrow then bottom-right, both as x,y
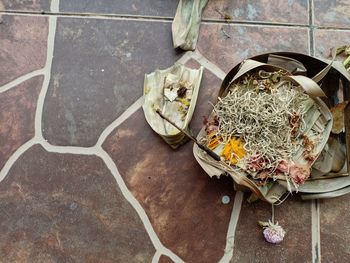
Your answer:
330,101 -> 349,134
143,63 -> 203,148
194,58 -> 333,204
172,0 -> 208,50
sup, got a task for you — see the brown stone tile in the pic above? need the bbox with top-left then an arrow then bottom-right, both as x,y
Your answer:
231,195 -> 312,263
0,144 -> 155,262
59,0 -> 178,17
0,15 -> 48,86
0,0 -> 50,11
320,195 -> 350,262
159,255 -> 174,263
197,24 -> 309,73
103,111 -> 234,262
203,0 -> 309,25
0,76 -> 43,170
42,18 -> 182,147
314,0 -> 350,27
102,64 -> 226,262
314,29 -> 350,59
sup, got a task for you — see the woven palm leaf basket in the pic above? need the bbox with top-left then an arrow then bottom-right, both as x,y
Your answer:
194,52 -> 350,204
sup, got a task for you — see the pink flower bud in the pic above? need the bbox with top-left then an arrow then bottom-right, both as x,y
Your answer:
262,221 -> 286,244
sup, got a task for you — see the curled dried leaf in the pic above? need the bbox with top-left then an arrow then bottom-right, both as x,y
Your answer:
330,101 -> 349,134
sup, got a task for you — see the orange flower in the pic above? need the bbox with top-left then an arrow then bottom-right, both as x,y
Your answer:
221,137 -> 246,164
207,132 -> 221,150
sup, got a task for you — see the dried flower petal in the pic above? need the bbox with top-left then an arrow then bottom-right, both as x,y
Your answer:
177,86 -> 188,98
221,137 -> 246,164
289,163 -> 310,185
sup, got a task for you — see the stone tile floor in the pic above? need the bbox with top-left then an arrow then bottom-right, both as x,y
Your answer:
0,0 -> 350,262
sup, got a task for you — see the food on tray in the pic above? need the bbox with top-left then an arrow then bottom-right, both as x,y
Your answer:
199,69 -> 329,189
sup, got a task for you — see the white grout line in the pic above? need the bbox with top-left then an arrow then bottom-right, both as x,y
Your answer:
0,139 -> 36,182
310,0 -> 315,26
34,0 -> 58,141
41,141 -> 97,155
310,0 -> 316,56
308,0 -> 314,57
311,199 -> 321,263
95,148 -> 185,263
0,11 -> 174,23
218,191 -> 244,263
201,20 -> 309,29
0,69 -> 45,93
51,0 -> 60,12
308,28 -> 312,56
152,250 -> 162,263
0,0 -> 60,182
96,97 -> 143,147
192,50 -> 226,80
176,51 -> 194,64
311,29 -> 316,57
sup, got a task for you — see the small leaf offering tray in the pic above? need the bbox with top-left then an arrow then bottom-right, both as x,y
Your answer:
143,63 -> 203,149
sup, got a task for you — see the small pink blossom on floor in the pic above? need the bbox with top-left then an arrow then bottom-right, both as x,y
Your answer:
262,220 -> 286,244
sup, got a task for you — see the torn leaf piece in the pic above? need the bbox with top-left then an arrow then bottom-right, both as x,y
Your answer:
172,0 -> 209,51
335,45 -> 350,68
143,63 -> 204,149
268,54 -> 307,75
330,101 -> 349,134
312,137 -> 346,177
